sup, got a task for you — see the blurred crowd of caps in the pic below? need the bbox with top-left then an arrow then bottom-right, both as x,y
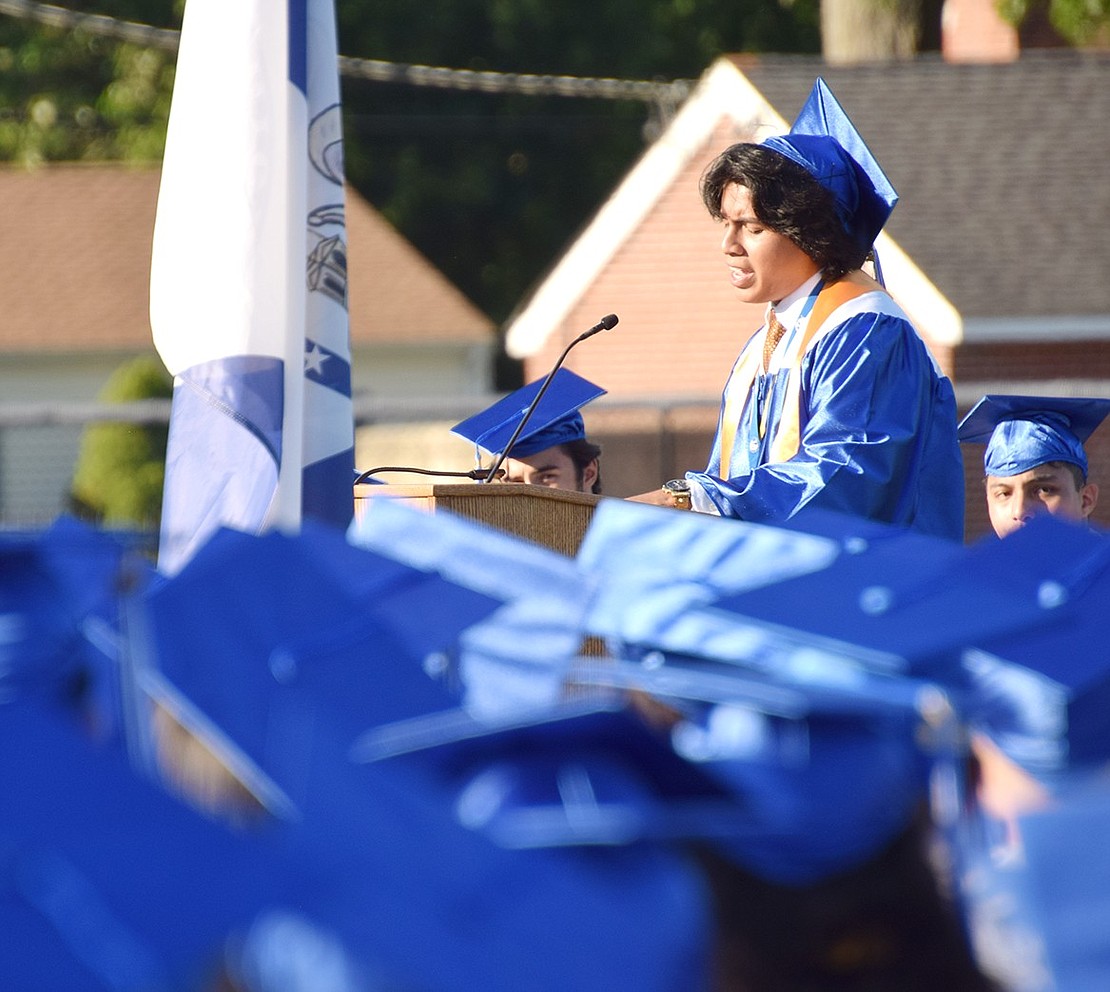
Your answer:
4,497 -> 1110,991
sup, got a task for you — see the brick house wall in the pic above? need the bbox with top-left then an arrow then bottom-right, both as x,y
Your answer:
523,119 -> 768,400
955,341 -> 1110,383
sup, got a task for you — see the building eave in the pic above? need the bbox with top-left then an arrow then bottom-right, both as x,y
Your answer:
505,57 -> 964,359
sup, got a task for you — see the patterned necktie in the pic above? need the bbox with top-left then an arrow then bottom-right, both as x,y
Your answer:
762,307 -> 786,372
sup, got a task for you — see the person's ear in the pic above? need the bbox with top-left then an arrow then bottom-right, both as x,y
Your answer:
1081,482 -> 1099,519
581,458 -> 599,492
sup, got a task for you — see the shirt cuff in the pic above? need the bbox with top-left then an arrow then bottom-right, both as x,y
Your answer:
685,476 -> 721,515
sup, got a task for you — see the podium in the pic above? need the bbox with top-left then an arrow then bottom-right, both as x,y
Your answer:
353,482 -> 602,557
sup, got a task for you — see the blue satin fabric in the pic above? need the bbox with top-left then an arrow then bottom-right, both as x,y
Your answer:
689,310 -> 965,541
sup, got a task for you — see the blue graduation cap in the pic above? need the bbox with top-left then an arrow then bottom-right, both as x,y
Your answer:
575,499 -> 839,664
697,512 -> 1110,781
593,650 -> 956,886
568,506 -> 1110,883
350,498 -> 594,720
352,696 -> 750,849
577,501 -> 987,698
134,523 -> 714,991
707,509 -> 1071,680
347,498 -> 965,888
957,776 -> 1110,991
450,367 -> 605,460
138,521 -> 503,814
0,535 -> 81,695
0,516 -> 146,736
277,722 -> 713,992
698,699 -> 932,886
762,77 -> 898,254
0,696 -> 294,990
2,695 -> 711,992
355,654 -> 956,888
957,393 -> 1110,479
1011,780 -> 1110,988
958,514 -> 1110,778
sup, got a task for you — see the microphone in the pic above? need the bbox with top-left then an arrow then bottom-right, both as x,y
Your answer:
480,313 -> 618,485
574,312 -> 619,342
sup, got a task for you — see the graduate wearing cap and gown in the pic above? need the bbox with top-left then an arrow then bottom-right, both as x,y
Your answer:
452,368 -> 605,494
636,79 -> 963,541
954,396 -> 1110,864
958,394 -> 1109,539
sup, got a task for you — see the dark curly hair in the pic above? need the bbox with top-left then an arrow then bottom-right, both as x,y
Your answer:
561,438 -> 603,494
700,143 -> 867,281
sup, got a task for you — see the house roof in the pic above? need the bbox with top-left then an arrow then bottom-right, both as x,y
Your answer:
506,50 -> 1110,364
736,51 -> 1110,327
0,163 -> 492,355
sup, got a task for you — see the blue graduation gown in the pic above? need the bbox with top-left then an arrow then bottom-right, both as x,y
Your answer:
689,279 -> 964,541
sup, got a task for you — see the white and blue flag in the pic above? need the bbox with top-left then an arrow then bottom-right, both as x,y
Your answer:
151,0 -> 354,575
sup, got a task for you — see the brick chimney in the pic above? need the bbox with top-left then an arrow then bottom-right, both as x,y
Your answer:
942,0 -> 1019,62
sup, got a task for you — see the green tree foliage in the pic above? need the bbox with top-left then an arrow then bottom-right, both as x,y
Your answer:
337,0 -> 820,334
69,355 -> 173,528
1,0 -> 821,380
0,1 -> 179,165
998,0 -> 1110,44
0,0 -> 818,340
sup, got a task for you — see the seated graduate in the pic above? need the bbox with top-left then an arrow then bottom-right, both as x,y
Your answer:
956,397 -> 1110,856
957,394 -> 1110,538
451,368 -> 604,495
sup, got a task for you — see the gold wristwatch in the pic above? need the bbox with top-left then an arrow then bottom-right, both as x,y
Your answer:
662,478 -> 692,510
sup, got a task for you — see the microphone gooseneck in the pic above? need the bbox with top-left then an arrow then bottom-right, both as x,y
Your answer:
353,466 -> 500,485
479,314 -> 618,485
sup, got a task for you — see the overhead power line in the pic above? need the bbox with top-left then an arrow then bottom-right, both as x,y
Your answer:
336,56 -> 691,105
0,0 -> 693,107
0,0 -> 179,48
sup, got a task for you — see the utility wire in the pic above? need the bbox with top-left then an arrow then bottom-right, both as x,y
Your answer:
337,55 -> 691,105
0,0 -> 179,49
0,0 -> 693,107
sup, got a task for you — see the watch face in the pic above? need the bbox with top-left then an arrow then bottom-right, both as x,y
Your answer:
663,479 -> 691,493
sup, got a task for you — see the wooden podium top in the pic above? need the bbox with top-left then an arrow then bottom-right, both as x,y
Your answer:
354,482 -> 602,557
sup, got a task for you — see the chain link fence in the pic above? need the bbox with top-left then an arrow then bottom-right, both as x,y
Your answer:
5,383 -> 1109,547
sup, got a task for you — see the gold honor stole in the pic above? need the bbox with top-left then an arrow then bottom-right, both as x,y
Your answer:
718,271 -> 884,479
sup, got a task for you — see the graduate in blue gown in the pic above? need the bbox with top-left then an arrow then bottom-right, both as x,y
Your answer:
634,79 -> 964,541
451,368 -> 605,494
958,393 -> 1109,539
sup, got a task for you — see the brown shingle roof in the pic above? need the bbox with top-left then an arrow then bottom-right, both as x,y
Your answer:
735,51 -> 1110,320
0,163 -> 491,355
0,165 -> 157,353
